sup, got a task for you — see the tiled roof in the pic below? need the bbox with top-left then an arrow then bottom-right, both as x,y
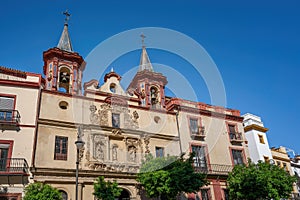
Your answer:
0,66 -> 27,78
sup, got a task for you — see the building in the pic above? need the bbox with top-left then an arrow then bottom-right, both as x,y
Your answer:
0,66 -> 43,199
270,146 -> 299,198
0,16 -> 250,200
243,113 -> 273,163
291,155 -> 300,198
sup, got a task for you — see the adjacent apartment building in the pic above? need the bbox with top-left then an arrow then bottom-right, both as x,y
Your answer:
0,67 -> 43,199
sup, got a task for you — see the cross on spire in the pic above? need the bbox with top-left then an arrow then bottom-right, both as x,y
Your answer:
57,10 -> 73,52
63,10 -> 71,25
141,33 -> 146,47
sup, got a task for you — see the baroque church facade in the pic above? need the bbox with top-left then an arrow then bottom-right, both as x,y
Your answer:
0,17 -> 249,200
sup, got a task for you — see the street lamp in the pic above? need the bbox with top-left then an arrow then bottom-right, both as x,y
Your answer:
174,106 -> 183,155
75,125 -> 84,200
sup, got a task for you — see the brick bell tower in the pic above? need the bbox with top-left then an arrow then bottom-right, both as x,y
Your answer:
43,11 -> 86,95
127,34 -> 168,109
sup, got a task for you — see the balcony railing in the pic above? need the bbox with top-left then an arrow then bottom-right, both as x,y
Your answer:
229,132 -> 243,142
194,164 -> 233,175
191,126 -> 206,140
0,110 -> 20,124
0,158 -> 29,174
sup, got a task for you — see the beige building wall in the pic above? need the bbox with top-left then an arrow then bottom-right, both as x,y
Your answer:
33,72 -> 248,200
0,68 -> 42,198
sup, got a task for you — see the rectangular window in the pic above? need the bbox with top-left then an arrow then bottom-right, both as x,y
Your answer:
0,145 -> 9,171
0,96 -> 14,122
228,124 -> 236,139
54,136 -> 68,160
200,189 -> 210,200
190,118 -> 199,135
192,145 -> 207,170
0,141 -> 13,172
258,134 -> 265,144
155,147 -> 164,158
112,113 -> 120,128
232,149 -> 244,165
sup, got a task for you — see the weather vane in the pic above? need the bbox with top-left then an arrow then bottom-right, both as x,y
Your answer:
63,10 -> 71,25
140,33 -> 146,47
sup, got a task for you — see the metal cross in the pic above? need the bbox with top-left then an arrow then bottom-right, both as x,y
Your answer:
140,33 -> 146,46
63,10 -> 71,25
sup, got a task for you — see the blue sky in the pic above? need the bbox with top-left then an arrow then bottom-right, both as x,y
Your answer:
1,1 -> 300,154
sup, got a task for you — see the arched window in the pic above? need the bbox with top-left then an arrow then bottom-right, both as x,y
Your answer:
110,83 -> 116,93
150,86 -> 159,108
59,190 -> 68,200
118,189 -> 130,200
58,67 -> 71,93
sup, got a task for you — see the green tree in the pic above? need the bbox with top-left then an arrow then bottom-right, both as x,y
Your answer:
227,160 -> 297,200
93,176 -> 122,200
23,182 -> 63,200
137,153 -> 207,200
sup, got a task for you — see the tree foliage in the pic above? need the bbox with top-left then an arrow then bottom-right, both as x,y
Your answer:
93,176 -> 122,200
137,153 -> 207,200
227,160 -> 296,200
23,182 -> 63,200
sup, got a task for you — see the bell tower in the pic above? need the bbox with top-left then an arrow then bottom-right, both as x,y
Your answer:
43,11 -> 85,95
127,34 -> 167,109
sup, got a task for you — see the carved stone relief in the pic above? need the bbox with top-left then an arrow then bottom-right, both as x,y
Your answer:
79,147 -> 85,162
128,146 -> 137,162
89,103 -> 139,129
112,128 -> 122,135
89,104 -> 112,126
143,135 -> 150,154
124,138 -> 141,163
99,104 -> 111,126
89,105 -> 98,124
92,135 -> 107,161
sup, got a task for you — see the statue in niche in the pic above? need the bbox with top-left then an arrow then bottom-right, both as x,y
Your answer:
112,145 -> 118,161
95,142 -> 104,161
128,146 -> 136,162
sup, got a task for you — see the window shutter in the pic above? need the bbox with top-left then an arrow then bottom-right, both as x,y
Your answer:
0,97 -> 14,110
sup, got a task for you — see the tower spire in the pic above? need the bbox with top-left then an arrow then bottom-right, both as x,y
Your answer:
57,10 -> 73,52
138,33 -> 154,72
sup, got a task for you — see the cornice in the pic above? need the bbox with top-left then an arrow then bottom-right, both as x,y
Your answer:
244,124 -> 269,133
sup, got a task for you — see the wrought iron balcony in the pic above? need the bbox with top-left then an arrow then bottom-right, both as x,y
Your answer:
191,126 -> 206,140
0,110 -> 20,131
0,158 -> 29,174
0,110 -> 20,123
0,158 -> 29,185
229,132 -> 243,143
194,164 -> 233,175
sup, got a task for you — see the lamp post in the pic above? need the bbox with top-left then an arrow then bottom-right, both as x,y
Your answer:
75,126 -> 84,200
174,106 -> 183,155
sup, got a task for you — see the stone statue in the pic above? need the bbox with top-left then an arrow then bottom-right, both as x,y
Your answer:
95,142 -> 104,161
128,146 -> 136,162
112,145 -> 118,161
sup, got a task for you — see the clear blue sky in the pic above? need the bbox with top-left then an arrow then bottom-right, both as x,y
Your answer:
1,1 -> 300,154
